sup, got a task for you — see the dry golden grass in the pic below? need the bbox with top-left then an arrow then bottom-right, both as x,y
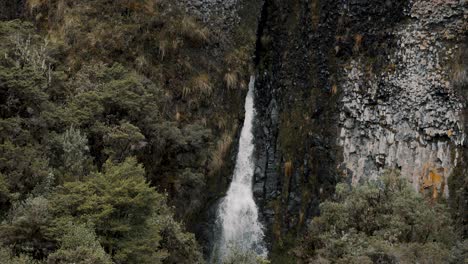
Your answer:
181,17 -> 210,44
200,117 -> 207,127
182,86 -> 192,99
284,161 -> 293,178
192,73 -> 213,96
209,132 -> 234,175
223,47 -> 250,89
158,38 -> 182,60
224,71 -> 239,89
216,115 -> 227,131
353,34 -> 363,53
123,0 -> 157,14
26,0 -> 47,11
331,84 -> 338,95
182,60 -> 193,72
135,55 -> 148,72
171,38 -> 182,51
182,73 -> 213,98
158,40 -> 167,60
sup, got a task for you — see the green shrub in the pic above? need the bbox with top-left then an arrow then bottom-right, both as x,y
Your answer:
296,171 -> 462,263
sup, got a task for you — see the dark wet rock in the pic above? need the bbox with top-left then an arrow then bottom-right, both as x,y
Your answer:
250,0 -> 466,252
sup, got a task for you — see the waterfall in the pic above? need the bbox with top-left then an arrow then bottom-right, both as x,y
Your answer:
215,76 -> 267,261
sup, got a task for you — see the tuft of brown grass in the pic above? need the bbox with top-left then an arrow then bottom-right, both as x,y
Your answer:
26,0 -> 47,12
123,0 -> 157,15
310,0 -> 320,29
158,40 -> 167,60
181,17 -> 210,44
284,161 -> 293,178
182,86 -> 192,99
331,84 -> 338,95
158,38 -> 183,61
192,73 -> 213,96
209,132 -> 234,175
216,115 -> 227,131
135,55 -> 148,72
353,34 -> 363,53
224,71 -> 239,89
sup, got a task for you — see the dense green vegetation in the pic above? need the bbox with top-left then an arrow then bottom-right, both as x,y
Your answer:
294,172 -> 467,264
0,0 -> 258,262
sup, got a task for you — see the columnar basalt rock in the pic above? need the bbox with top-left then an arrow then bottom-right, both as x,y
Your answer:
184,0 -> 467,257
253,0 -> 342,249
251,0 -> 467,253
339,0 -> 466,198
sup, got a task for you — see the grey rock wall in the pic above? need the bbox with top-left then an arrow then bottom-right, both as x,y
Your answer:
180,0 -> 240,29
339,0 -> 467,197
185,0 -> 467,254
251,0 -> 467,251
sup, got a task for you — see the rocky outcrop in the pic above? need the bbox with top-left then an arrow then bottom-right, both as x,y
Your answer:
339,0 -> 466,198
181,0 -> 240,29
253,0 -> 343,248
251,0 -> 467,253
185,0 -> 467,256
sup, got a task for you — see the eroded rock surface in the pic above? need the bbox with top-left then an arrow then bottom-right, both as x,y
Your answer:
339,0 -> 466,198
181,0 -> 240,29
251,0 -> 467,250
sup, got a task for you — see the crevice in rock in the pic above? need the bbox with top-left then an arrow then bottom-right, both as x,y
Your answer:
253,0 -> 269,67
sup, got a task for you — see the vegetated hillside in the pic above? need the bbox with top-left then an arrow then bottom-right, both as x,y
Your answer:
0,0 -> 260,263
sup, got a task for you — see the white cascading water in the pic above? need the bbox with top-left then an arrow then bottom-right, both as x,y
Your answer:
216,76 -> 267,261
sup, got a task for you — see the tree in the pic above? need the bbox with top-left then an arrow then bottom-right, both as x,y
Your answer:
48,157 -> 203,264
0,173 -> 10,214
47,222 -> 112,264
0,196 -> 54,259
103,121 -> 146,162
52,126 -> 91,180
0,141 -> 50,199
0,245 -> 42,264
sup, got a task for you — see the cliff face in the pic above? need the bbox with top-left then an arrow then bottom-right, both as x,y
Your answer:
339,1 -> 465,195
185,0 -> 467,254
250,0 -> 467,253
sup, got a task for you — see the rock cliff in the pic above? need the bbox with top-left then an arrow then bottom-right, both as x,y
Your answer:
249,0 -> 467,253
185,0 -> 467,255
